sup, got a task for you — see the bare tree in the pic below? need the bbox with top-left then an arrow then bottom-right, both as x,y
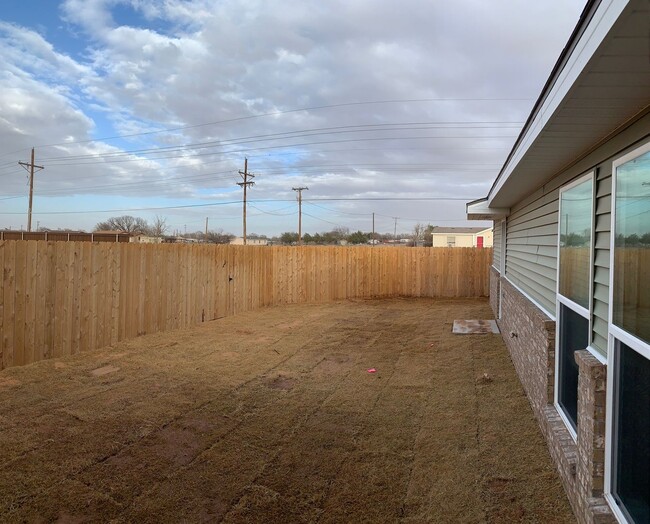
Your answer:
148,215 -> 168,237
204,229 -> 235,244
423,224 -> 434,247
412,223 -> 426,246
332,226 -> 350,239
95,215 -> 149,234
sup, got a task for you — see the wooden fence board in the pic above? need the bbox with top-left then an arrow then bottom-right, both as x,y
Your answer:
1,241 -> 14,368
0,242 -> 5,365
25,241 -> 38,364
33,242 -> 50,362
0,242 -> 491,370
13,241 -> 27,366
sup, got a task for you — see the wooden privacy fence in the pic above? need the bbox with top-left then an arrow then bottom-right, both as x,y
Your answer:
0,241 -> 491,369
0,231 -> 130,242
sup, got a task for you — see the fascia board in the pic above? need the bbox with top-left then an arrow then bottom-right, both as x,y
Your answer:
488,0 -> 629,208
466,200 -> 509,220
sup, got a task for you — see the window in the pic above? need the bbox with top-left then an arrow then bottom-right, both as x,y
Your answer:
557,303 -> 589,429
607,144 -> 650,523
556,173 -> 593,434
559,178 -> 593,308
611,340 -> 650,524
446,236 -> 456,247
612,149 -> 650,345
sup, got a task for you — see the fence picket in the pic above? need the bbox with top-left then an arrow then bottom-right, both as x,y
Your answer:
0,242 -> 491,369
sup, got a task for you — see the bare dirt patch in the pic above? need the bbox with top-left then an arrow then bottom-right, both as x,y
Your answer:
0,298 -> 574,523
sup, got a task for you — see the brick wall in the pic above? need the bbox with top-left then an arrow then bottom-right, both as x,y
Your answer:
498,278 -> 555,415
497,276 -> 614,524
575,351 -> 614,524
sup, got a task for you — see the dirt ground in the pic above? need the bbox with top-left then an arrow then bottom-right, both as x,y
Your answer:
0,298 -> 574,523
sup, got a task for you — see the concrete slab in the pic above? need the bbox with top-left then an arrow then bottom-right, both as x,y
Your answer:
452,319 -> 500,334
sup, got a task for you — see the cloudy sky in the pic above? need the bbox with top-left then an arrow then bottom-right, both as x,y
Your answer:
0,0 -> 585,237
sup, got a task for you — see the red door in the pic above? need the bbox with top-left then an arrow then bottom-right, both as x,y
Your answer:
477,236 -> 484,248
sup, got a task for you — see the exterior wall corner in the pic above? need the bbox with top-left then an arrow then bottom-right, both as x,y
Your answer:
498,280 -> 616,523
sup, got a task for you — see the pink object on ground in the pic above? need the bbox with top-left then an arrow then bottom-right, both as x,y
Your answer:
367,368 -> 377,373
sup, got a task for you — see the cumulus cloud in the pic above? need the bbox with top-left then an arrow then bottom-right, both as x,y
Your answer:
0,0 -> 584,234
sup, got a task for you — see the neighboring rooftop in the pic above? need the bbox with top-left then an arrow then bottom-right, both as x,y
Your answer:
431,226 -> 489,234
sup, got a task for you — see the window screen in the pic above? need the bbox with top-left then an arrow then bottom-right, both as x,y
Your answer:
559,177 -> 593,309
613,150 -> 650,345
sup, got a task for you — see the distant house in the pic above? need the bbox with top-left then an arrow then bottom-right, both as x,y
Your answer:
230,237 -> 268,246
0,230 -> 130,243
161,236 -> 197,244
130,235 -> 162,244
466,1 -> 649,522
430,226 -> 492,248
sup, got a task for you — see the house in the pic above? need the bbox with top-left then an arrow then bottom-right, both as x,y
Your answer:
430,226 -> 493,248
161,236 -> 198,244
466,1 -> 649,522
230,236 -> 268,246
130,235 -> 162,244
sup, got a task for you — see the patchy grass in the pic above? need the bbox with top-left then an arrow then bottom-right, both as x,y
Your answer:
0,298 -> 574,523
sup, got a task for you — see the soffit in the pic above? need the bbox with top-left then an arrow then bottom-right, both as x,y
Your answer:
488,0 -> 650,208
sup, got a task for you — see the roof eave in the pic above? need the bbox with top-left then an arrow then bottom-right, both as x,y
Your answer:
467,0 -> 647,215
466,200 -> 509,221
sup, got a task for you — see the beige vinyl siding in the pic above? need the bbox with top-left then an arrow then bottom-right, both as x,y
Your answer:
592,169 -> 611,354
502,113 -> 648,348
505,190 -> 559,316
492,221 -> 502,270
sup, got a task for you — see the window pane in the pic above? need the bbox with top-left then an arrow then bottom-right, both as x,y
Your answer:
557,303 -> 588,429
613,150 -> 650,345
559,178 -> 593,308
614,340 -> 650,523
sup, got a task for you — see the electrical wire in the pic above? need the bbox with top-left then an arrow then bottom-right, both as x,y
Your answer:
301,211 -> 346,229
22,97 -> 531,151
36,122 -> 521,163
0,196 -> 480,215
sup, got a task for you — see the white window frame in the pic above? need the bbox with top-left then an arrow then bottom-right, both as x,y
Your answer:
554,170 -> 596,441
498,218 -> 507,319
605,139 -> 650,524
500,219 -> 507,276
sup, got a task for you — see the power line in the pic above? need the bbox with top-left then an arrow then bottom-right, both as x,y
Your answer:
21,97 -> 532,151
0,196 -> 479,216
0,162 -> 491,200
248,204 -> 297,216
35,134 -> 517,167
36,122 -> 521,163
304,201 -> 372,216
305,201 -> 482,225
301,211 -> 346,229
0,144 -> 511,176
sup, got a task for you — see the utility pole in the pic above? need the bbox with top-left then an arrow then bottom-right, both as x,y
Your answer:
393,217 -> 398,238
372,212 -> 375,246
237,158 -> 256,245
18,148 -> 44,232
292,186 -> 309,244
205,217 -> 209,240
